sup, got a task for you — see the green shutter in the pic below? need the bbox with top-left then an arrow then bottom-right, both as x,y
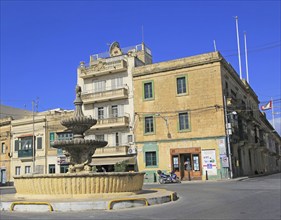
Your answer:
50,132 -> 55,147
37,137 -> 42,149
15,140 -> 19,151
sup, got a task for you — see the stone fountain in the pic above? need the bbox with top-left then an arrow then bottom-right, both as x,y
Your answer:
13,86 -> 145,198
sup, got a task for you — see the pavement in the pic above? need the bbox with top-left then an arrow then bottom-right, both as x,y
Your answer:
0,188 -> 177,212
0,174 -> 267,213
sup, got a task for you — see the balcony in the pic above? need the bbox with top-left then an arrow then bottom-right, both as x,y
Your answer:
91,116 -> 129,130
18,148 -> 33,160
82,87 -> 128,104
79,59 -> 127,79
94,145 -> 129,157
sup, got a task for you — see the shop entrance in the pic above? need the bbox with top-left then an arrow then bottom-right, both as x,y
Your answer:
171,147 -> 202,180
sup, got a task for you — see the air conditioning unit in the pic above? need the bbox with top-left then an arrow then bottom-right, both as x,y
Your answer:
128,147 -> 137,155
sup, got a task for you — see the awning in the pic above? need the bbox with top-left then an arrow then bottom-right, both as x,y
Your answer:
91,156 -> 136,166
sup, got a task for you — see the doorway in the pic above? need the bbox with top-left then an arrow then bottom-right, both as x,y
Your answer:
0,169 -> 6,185
171,147 -> 202,180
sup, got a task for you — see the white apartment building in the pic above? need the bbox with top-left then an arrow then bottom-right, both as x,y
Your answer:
77,42 -> 152,171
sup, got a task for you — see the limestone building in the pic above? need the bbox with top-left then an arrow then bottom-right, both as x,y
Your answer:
133,51 -> 281,182
8,109 -> 73,183
77,42 -> 152,171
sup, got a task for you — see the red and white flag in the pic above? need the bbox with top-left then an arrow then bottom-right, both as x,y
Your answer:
261,101 -> 272,111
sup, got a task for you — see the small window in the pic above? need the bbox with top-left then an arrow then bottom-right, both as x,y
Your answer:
127,135 -> 133,143
1,143 -> 5,154
143,81 -> 154,100
37,137 -> 42,149
49,164 -> 56,174
177,76 -> 187,94
60,164 -> 69,173
15,140 -> 19,151
98,107 -> 104,119
95,134 -> 104,141
145,151 -> 157,166
25,166 -> 31,174
111,105 -> 118,117
144,116 -> 154,134
179,112 -> 189,130
15,166 -> 21,175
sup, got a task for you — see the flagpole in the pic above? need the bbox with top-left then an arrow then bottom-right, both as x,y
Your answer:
235,16 -> 242,79
271,97 -> 275,129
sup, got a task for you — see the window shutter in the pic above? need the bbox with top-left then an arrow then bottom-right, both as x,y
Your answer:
118,105 -> 124,117
111,133 -> 116,147
15,140 -> 19,151
111,79 -> 116,89
37,137 -> 43,149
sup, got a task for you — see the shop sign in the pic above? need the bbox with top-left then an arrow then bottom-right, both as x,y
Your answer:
202,150 -> 217,175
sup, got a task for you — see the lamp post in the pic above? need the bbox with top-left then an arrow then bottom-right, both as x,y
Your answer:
223,96 -> 237,179
155,114 -> 171,138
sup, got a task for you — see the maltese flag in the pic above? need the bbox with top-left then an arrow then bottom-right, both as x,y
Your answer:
261,101 -> 272,111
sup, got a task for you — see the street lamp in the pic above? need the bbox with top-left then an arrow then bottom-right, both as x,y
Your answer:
223,96 -> 237,179
155,114 -> 171,138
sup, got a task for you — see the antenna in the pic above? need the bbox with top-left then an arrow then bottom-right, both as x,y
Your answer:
235,16 -> 242,79
142,25 -> 144,43
244,32 -> 249,83
213,40 -> 217,51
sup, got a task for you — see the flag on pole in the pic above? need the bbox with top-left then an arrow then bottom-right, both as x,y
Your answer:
261,101 -> 272,111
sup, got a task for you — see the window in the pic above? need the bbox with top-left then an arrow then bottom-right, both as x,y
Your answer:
60,164 -> 69,173
179,112 -> 189,130
98,107 -> 104,119
115,133 -> 119,146
95,134 -> 104,141
50,132 -> 55,147
177,76 -> 187,94
111,77 -> 123,89
94,80 -> 106,92
37,137 -> 42,149
57,132 -> 73,141
143,81 -> 154,100
49,164 -> 56,174
111,105 -> 118,117
15,140 -> 19,151
145,152 -> 157,166
15,166 -> 21,175
25,166 -> 31,174
127,135 -> 133,143
1,143 -> 5,154
144,116 -> 154,134
21,137 -> 33,150
15,137 -> 34,151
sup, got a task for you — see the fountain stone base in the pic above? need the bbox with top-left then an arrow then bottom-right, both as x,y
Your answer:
14,172 -> 145,197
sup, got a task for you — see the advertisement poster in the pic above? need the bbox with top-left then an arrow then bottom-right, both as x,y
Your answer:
202,150 -> 217,175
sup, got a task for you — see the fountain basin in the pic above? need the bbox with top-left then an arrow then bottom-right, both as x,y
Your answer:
14,172 -> 145,196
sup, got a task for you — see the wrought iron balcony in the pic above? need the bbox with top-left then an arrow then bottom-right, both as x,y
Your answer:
79,59 -> 127,79
81,87 -> 128,104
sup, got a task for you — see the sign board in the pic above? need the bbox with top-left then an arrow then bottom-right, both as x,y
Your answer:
202,150 -> 217,175
221,155 -> 229,168
218,138 -> 226,155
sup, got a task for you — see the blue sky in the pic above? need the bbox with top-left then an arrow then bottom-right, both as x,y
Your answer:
1,0 -> 280,132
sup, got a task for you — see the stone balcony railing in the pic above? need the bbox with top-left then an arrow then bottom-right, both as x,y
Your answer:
81,87 -> 128,104
94,145 -> 129,157
91,116 -> 129,130
79,59 -> 127,79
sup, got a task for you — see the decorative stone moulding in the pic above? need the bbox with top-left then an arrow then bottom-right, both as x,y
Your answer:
14,172 -> 145,196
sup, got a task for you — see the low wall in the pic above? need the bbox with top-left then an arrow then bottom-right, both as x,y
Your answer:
14,172 -> 145,195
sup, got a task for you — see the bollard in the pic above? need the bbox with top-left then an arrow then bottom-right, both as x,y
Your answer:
188,171 -> 191,181
206,170 -> 208,180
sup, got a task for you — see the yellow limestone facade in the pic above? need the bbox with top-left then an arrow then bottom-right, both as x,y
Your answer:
133,52 -> 281,182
